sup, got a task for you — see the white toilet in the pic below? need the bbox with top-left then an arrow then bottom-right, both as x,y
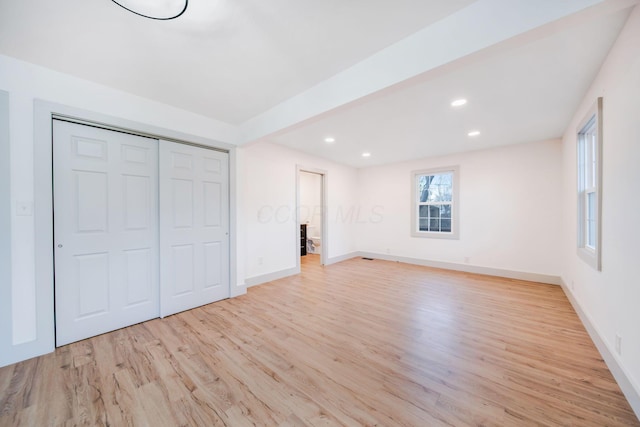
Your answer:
307,225 -> 322,254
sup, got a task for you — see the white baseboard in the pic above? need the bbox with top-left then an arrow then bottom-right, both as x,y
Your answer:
245,267 -> 299,288
325,252 -> 360,266
358,252 -> 561,285
560,278 -> 640,420
230,283 -> 247,298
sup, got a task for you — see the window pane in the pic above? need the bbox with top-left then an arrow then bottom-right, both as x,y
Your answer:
418,205 -> 429,231
590,134 -> 597,188
418,172 -> 452,203
578,118 -> 597,192
441,204 -> 451,219
587,192 -> 596,247
432,173 -> 452,202
588,220 -> 596,247
441,219 -> 451,232
585,135 -> 593,186
418,175 -> 432,202
578,139 -> 585,190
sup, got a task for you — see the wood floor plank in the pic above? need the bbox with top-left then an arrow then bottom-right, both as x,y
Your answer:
0,255 -> 638,426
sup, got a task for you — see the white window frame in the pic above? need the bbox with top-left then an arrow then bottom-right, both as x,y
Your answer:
411,166 -> 459,239
577,97 -> 602,270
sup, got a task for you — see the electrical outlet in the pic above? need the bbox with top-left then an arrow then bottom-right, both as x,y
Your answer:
15,201 -> 33,217
386,248 -> 390,254
258,256 -> 263,266
571,280 -> 575,291
464,257 -> 470,264
615,334 -> 622,356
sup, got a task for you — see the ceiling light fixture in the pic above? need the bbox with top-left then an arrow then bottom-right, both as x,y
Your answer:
324,137 -> 336,143
111,0 -> 188,20
451,98 -> 468,107
467,130 -> 481,137
362,152 -> 371,158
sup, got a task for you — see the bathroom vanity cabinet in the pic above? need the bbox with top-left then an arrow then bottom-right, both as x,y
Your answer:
300,224 -> 307,256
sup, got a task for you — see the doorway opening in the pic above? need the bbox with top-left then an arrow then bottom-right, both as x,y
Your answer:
297,167 -> 327,268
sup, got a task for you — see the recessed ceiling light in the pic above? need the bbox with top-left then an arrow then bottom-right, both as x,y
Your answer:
467,130 -> 481,137
362,152 -> 371,158
324,137 -> 335,143
451,98 -> 468,107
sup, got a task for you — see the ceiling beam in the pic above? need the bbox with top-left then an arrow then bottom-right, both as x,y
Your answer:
239,0 -> 633,144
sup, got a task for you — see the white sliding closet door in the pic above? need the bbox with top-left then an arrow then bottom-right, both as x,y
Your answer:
53,120 -> 159,346
159,140 -> 230,317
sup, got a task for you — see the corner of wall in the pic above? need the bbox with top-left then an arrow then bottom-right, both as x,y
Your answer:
245,267 -> 299,288
558,5 -> 640,419
0,89 -> 13,367
559,279 -> 640,419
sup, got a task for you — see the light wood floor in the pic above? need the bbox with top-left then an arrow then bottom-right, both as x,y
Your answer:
1,255 -> 638,426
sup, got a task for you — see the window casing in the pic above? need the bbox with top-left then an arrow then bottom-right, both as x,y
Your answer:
412,166 -> 459,239
577,98 -> 602,270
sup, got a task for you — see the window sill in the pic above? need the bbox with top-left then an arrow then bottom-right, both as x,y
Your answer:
577,247 -> 601,271
412,231 -> 459,240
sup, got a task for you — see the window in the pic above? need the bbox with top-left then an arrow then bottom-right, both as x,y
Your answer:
412,166 -> 459,239
577,98 -> 602,270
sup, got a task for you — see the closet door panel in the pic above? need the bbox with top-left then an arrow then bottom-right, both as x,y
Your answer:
53,120 -> 159,346
159,141 -> 229,317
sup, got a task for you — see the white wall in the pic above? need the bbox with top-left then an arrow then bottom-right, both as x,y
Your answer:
0,90 -> 11,366
560,5 -> 640,408
299,171 -> 322,238
357,139 -> 563,278
3,13 -> 639,416
241,142 -> 358,281
0,54 -> 240,366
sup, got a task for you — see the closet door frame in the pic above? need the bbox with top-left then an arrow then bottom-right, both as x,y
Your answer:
28,100 -> 242,359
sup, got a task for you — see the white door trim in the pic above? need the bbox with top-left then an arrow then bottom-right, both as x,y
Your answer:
29,100 -> 241,360
296,165 -> 328,270
0,90 -> 14,367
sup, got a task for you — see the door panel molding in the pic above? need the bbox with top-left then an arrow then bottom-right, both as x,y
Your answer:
159,140 -> 230,317
53,120 -> 160,346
